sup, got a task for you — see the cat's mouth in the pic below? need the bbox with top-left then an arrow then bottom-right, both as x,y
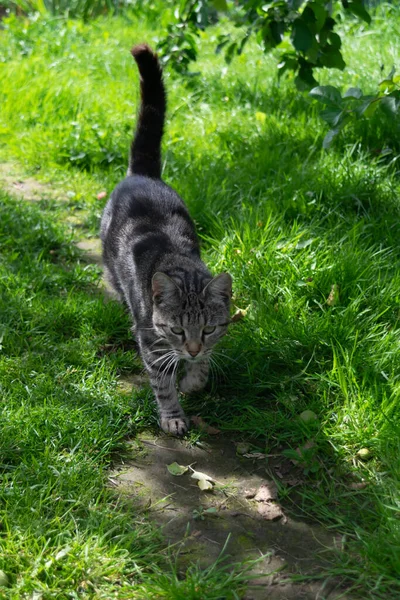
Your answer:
182,352 -> 205,363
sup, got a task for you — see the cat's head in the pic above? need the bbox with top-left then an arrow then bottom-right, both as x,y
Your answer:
151,271 -> 232,361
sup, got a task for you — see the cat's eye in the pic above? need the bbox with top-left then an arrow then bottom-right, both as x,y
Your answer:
203,326 -> 216,335
171,327 -> 184,335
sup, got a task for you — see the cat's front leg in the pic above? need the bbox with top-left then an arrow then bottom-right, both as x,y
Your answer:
141,345 -> 188,436
180,359 -> 209,394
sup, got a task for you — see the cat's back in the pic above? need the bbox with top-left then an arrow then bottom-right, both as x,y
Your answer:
100,175 -> 198,252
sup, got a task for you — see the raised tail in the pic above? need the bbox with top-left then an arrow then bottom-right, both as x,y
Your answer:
129,44 -> 166,179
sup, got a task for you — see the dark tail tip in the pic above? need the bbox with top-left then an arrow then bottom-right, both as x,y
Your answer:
131,44 -> 161,77
128,43 -> 166,179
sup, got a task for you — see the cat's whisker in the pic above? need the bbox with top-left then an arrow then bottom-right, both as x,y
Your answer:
148,337 -> 167,349
208,354 -> 224,381
212,350 -> 244,367
149,350 -> 175,369
170,358 -> 181,390
159,355 -> 178,389
147,347 -> 169,355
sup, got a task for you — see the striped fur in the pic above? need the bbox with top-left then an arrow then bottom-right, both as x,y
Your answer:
100,45 -> 232,436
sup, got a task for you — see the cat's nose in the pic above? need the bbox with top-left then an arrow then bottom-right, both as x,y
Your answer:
187,342 -> 201,357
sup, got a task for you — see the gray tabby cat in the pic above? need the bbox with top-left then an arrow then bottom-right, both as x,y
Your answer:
100,44 -> 232,436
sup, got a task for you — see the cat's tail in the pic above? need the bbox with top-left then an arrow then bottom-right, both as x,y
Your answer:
128,44 -> 166,179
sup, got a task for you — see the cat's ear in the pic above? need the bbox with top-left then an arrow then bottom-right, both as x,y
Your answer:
152,272 -> 181,304
202,273 -> 232,301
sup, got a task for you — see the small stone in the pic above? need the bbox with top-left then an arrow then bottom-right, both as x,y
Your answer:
254,481 -> 278,502
257,502 -> 284,521
244,489 -> 256,499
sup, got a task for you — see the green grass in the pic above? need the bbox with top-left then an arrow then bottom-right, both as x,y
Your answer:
0,2 -> 400,598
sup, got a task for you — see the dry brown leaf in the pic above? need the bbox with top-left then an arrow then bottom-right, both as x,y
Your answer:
254,481 -> 278,502
348,482 -> 369,490
327,283 -> 339,306
190,416 -> 220,435
257,502 -> 285,521
285,477 -> 304,487
231,307 -> 248,323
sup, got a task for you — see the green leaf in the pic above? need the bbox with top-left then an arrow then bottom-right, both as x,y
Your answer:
291,19 -> 313,52
309,85 -> 342,106
379,79 -> 395,94
320,47 -> 346,70
327,31 -> 341,50
344,87 -> 362,99
295,71 -> 318,90
212,0 -> 227,11
323,129 -> 338,149
320,107 -> 343,127
355,95 -> 379,117
308,2 -> 327,31
380,92 -> 400,117
277,53 -> 298,78
167,462 -> 188,476
225,41 -> 237,64
346,1 -> 372,25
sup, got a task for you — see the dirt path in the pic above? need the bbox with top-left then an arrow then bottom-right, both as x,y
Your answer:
111,433 -> 350,600
2,166 -> 351,600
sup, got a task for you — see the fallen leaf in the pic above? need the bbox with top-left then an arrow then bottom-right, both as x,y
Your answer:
231,306 -> 249,323
191,469 -> 214,491
254,481 -> 278,502
348,481 -> 369,490
167,462 -> 188,476
285,477 -> 304,487
191,470 -> 213,482
191,416 -> 220,435
192,530 -> 202,537
97,191 -> 107,200
243,452 -> 266,460
327,283 -> 339,306
198,479 -> 213,491
257,502 -> 285,521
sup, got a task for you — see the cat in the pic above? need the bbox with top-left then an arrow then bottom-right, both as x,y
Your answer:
100,44 -> 232,436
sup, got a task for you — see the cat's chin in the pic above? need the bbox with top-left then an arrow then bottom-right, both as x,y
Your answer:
183,355 -> 206,363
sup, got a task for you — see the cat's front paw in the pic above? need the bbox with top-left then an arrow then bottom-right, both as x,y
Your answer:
160,416 -> 189,436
